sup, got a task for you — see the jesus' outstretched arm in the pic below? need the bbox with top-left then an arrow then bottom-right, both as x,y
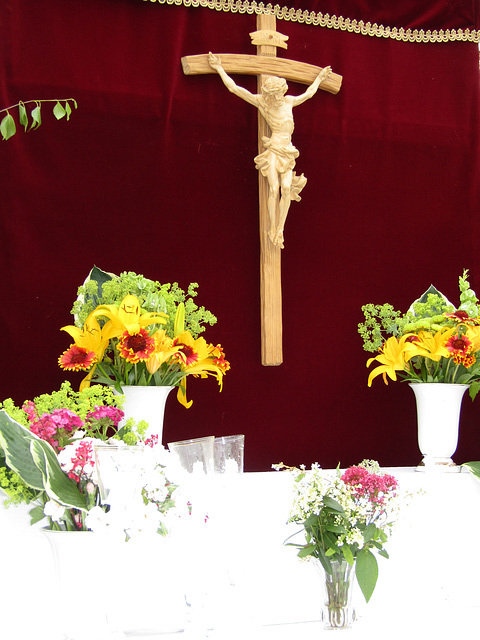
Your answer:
208,53 -> 259,107
291,66 -> 332,107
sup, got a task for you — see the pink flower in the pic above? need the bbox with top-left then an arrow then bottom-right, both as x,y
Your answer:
341,466 -> 397,505
58,438 -> 99,483
86,405 -> 124,427
28,408 -> 84,450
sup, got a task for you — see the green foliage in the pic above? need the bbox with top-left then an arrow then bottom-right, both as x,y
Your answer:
458,268 -> 480,316
114,419 -> 149,445
72,266 -> 217,339
0,381 -> 123,422
358,272 -> 479,352
0,460 -> 38,506
358,303 -> 403,352
401,289 -> 454,333
0,99 -> 77,141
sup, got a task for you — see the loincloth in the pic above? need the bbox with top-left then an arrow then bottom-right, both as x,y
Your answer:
254,136 -> 307,201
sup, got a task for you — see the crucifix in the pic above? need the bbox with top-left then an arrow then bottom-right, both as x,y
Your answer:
181,14 -> 342,366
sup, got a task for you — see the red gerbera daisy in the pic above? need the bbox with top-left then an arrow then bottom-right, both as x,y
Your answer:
445,333 -> 476,366
117,328 -> 156,363
444,310 -> 480,325
58,344 -> 96,371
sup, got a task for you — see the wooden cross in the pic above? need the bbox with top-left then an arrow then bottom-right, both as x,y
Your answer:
181,14 -> 342,366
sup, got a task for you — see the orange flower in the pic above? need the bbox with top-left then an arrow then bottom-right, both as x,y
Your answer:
59,345 -> 96,371
117,328 -> 156,363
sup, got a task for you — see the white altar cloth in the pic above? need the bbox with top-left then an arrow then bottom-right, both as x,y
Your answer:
1,467 -> 479,639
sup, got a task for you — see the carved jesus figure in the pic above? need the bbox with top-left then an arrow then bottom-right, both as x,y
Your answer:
209,52 -> 332,248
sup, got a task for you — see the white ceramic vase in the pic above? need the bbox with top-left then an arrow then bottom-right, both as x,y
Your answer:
43,528 -> 186,637
409,382 -> 469,470
119,385 -> 174,444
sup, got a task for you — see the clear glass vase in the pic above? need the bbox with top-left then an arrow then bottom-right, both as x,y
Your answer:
317,558 -> 356,629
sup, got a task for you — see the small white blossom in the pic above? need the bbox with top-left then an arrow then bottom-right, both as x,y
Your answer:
44,500 -> 65,523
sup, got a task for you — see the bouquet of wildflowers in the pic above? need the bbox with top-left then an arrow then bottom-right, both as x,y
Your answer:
359,270 -> 480,398
276,460 -> 399,602
58,267 -> 230,408
0,382 -> 182,537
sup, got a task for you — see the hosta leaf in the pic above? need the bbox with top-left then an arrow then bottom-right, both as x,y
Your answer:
0,411 -> 43,489
462,461 -> 480,480
30,439 -> 86,511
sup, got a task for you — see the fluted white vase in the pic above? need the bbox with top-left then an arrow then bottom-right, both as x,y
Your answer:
119,385 -> 174,444
409,382 -> 468,470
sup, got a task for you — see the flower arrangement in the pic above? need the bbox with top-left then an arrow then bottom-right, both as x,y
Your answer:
58,267 -> 230,407
275,460 -> 400,603
359,269 -> 480,398
0,382 -> 185,537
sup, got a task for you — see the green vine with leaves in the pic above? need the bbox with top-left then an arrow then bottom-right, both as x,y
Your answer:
0,98 -> 77,141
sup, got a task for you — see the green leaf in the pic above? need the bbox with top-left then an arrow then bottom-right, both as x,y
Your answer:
18,102 -> 28,131
89,266 -> 114,299
341,544 -> 354,565
469,381 -> 480,401
0,113 -> 16,140
323,496 -> 344,513
297,544 -> 316,558
53,101 -> 67,120
355,548 -> 378,603
29,503 -> 46,525
325,524 -> 347,534
316,548 -> 332,574
363,522 -> 377,543
30,439 -> 86,510
30,104 -> 41,129
65,101 -> 72,120
0,411 -> 44,489
462,461 -> 480,480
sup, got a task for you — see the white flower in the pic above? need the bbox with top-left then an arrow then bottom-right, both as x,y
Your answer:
84,505 -> 109,532
44,500 -> 65,523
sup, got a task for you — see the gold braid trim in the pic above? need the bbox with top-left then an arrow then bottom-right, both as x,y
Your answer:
143,0 -> 480,43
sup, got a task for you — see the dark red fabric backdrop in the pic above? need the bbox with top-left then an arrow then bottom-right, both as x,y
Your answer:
1,0 -> 479,470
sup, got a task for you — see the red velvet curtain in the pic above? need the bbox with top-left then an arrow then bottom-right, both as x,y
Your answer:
1,0 -> 479,470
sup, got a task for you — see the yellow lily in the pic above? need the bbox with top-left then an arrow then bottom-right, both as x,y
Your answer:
407,328 -> 456,362
173,302 -> 185,337
173,331 -> 227,408
367,334 -> 417,387
92,294 -> 167,339
465,325 -> 480,352
59,313 -> 110,390
60,313 -> 109,361
146,329 -> 181,374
